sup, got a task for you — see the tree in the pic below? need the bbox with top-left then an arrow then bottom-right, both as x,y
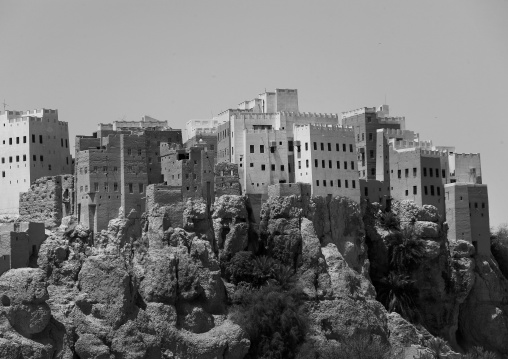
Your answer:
389,228 -> 426,272
377,272 -> 419,322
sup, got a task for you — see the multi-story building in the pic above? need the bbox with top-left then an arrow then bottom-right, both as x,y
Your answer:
341,105 -> 405,181
445,183 -> 490,254
293,124 -> 360,201
160,144 -> 215,206
75,119 -> 181,234
0,109 -> 72,216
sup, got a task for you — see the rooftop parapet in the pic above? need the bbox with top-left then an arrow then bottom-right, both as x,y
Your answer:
453,152 -> 481,157
280,111 -> 338,119
382,128 -> 417,139
294,123 -> 354,133
390,139 -> 433,150
341,107 -> 378,119
233,113 -> 279,121
393,146 -> 448,157
378,116 -> 405,124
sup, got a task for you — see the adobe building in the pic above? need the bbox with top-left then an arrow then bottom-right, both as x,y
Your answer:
19,175 -> 75,228
0,109 -> 72,216
293,124 -> 360,202
341,105 -> 405,181
0,222 -> 45,277
214,162 -> 241,197
160,144 -> 215,206
184,119 -> 219,143
445,183 -> 490,255
75,118 -> 182,234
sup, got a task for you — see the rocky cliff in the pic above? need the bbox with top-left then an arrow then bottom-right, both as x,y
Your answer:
1,195 -> 507,358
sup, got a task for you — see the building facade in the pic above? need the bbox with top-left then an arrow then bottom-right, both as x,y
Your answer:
75,120 -> 182,234
0,109 -> 72,216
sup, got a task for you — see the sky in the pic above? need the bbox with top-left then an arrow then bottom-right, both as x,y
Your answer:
1,1 -> 507,227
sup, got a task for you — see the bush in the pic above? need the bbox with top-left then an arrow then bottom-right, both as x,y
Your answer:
229,284 -> 307,359
389,231 -> 426,272
461,346 -> 498,359
379,212 -> 400,230
319,333 -> 391,359
377,272 -> 419,323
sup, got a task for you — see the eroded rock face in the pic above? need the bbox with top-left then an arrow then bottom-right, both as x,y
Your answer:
458,256 -> 508,354
213,195 -> 249,256
0,268 -> 51,335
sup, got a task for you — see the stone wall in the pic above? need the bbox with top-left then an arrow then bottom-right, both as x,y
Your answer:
214,162 -> 241,196
19,175 -> 74,228
267,182 -> 311,199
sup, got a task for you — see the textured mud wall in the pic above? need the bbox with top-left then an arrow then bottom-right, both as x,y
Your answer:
214,162 -> 241,197
19,175 -> 74,228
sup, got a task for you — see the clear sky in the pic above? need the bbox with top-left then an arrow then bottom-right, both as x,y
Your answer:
1,1 -> 507,227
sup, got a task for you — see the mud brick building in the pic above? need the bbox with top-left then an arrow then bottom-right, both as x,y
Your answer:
0,222 -> 45,276
75,118 -> 182,234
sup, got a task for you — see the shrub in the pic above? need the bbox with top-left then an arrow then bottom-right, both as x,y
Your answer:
462,346 -> 498,359
225,251 -> 255,284
319,333 -> 391,359
344,271 -> 362,296
389,232 -> 426,272
379,212 -> 400,230
229,284 -> 307,359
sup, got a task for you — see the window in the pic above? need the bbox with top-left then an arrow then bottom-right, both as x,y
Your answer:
313,142 -> 317,150
327,143 -> 331,151
85,185 -> 88,192
351,161 -> 355,170
114,166 -> 118,172
371,167 -> 375,175
80,186 -> 83,193
352,180 -> 356,188
424,186 -> 428,195
405,169 -> 409,178
305,142 -> 309,151
413,186 -> 417,195
369,133 -> 373,141
435,169 -> 439,177
61,138 -> 63,147
260,145 -> 264,153
362,133 -> 365,141
93,166 -> 98,172
369,150 -> 374,159
430,185 -> 435,196
32,134 -> 35,143
127,148 -> 132,155
39,135 -> 43,144
32,155 -> 36,161
16,137 -> 19,144
343,144 -> 346,151
9,138 -> 12,145
329,160 -> 332,168
23,136 -> 26,143
413,168 -> 417,177
437,187 -> 441,196
336,161 -> 340,169
288,141 -> 293,152
442,169 -> 446,178
316,180 -> 320,186
103,166 -> 107,172
397,170 -> 401,179
336,143 -> 340,151
298,161 -> 301,169
139,184 -> 144,193
365,187 -> 368,196
250,163 -> 254,167
314,159 -> 318,168
323,180 -> 327,187
65,139 -> 68,148
9,156 -> 12,163
423,168 -> 427,177
1,171 -> 4,177
337,179 -> 341,187
281,165 -> 284,171
261,164 -> 266,171
114,182 -> 118,192
250,145 -> 254,153
350,144 -> 353,152
322,160 -> 325,168
306,159 -> 309,168
129,183 -> 133,193
429,169 -> 433,177
271,164 -> 275,171
345,180 -> 349,188
104,182 -> 109,192
23,155 -> 26,161
343,161 -> 347,170
138,148 -> 142,155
